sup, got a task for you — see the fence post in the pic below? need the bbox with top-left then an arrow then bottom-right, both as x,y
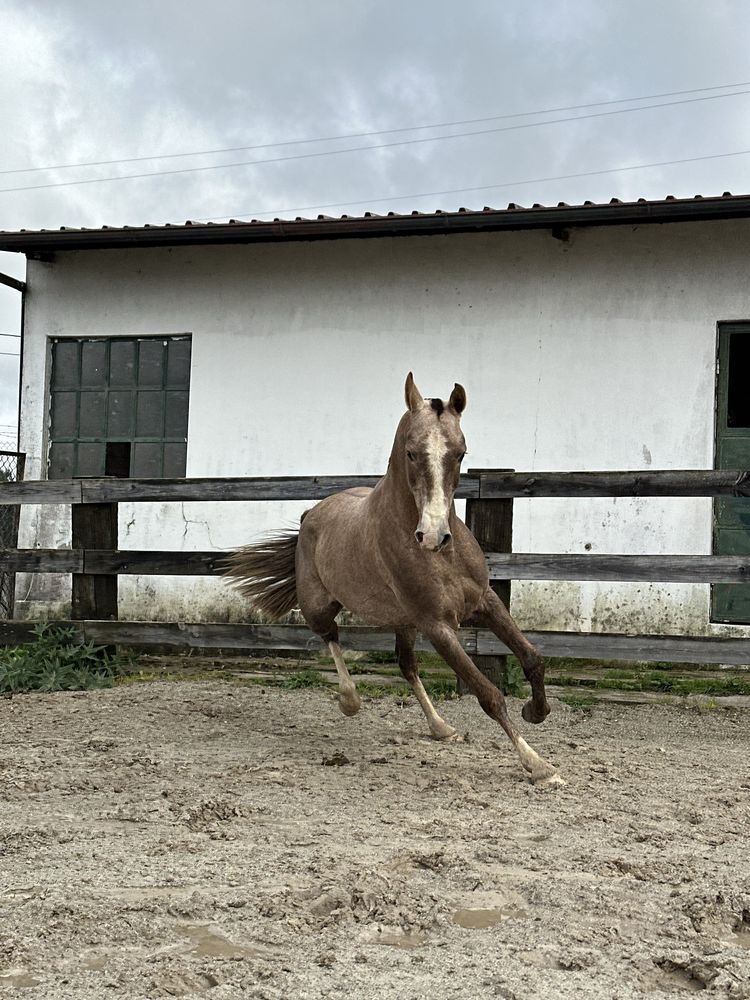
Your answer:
71,502 -> 118,620
462,468 -> 514,692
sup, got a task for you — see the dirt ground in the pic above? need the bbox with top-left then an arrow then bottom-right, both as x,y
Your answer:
1,680 -> 749,1000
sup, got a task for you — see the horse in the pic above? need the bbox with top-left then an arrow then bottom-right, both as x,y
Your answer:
225,373 -> 562,785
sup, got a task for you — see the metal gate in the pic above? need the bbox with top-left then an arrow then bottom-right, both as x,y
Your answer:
0,451 -> 25,618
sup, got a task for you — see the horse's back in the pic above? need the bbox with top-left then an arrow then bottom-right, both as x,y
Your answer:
301,486 -> 372,529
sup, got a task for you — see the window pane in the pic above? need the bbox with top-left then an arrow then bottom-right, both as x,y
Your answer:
110,340 -> 137,387
52,342 -> 79,388
50,391 -> 77,438
81,341 -> 108,386
77,442 -> 105,477
728,333 -> 750,428
79,391 -> 106,437
105,442 -> 131,478
48,442 -> 75,479
164,390 -> 189,438
107,391 -> 134,437
136,391 -> 164,437
132,442 -> 162,477
166,338 -> 192,386
163,442 -> 187,477
138,340 -> 165,386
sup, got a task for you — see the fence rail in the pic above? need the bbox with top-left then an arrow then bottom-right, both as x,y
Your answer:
3,549 -> 750,584
2,468 -> 750,504
3,468 -> 749,668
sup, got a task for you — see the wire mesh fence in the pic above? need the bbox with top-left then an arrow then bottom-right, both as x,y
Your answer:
0,451 -> 25,618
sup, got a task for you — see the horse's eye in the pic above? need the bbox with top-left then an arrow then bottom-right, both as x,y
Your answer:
406,450 -> 415,462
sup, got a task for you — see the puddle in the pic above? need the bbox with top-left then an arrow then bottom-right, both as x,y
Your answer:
179,925 -> 267,960
81,955 -> 108,972
0,970 -> 42,989
452,889 -> 528,930
729,930 -> 750,950
100,885 -> 199,902
453,906 -> 528,929
376,931 -> 428,950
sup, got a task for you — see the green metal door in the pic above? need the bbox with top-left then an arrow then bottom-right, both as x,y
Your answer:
713,324 -> 750,623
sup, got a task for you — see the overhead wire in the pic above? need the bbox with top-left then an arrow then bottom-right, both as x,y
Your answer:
1,88 -> 749,195
198,147 -> 750,221
2,79 -> 749,176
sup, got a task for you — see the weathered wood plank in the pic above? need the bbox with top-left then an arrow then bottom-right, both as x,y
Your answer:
479,470 -> 750,498
477,630 -> 750,666
71,504 -> 118,621
2,471 -> 749,504
12,549 -> 750,583
79,476 -> 383,502
0,480 -> 82,504
76,621 -> 477,655
0,550 -> 82,572
0,476 -> 479,505
464,468 -> 513,689
79,476 -> 480,503
84,550 -> 226,575
0,619 -> 746,667
486,553 -> 750,583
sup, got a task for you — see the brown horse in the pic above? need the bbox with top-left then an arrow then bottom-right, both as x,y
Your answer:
225,374 -> 561,785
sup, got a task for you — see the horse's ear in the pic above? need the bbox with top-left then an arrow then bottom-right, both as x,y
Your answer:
404,372 -> 424,412
449,382 -> 467,415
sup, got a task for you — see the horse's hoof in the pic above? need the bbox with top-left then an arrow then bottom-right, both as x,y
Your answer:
338,690 -> 361,717
533,771 -> 566,788
430,724 -> 462,742
522,699 -> 550,725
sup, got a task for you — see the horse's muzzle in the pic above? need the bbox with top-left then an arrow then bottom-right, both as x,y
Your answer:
415,529 -> 452,551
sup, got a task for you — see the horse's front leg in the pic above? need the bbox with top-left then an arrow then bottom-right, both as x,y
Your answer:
395,628 -> 458,741
424,623 -> 562,785
474,589 -> 550,725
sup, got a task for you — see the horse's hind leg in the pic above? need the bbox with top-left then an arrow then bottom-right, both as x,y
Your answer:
395,628 -> 458,741
296,563 -> 361,717
327,628 -> 362,717
474,589 -> 550,725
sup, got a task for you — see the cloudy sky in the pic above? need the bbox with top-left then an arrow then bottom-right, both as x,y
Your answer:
1,0 -> 749,441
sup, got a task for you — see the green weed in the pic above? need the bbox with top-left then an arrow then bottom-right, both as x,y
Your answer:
558,692 -> 598,709
0,624 -> 130,694
281,668 -> 328,689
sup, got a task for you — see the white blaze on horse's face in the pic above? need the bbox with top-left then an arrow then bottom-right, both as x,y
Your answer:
403,374 -> 467,552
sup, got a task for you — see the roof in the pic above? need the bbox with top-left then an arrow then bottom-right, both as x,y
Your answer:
2,191 -> 750,253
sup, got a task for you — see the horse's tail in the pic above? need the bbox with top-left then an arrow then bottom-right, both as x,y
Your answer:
222,530 -> 299,621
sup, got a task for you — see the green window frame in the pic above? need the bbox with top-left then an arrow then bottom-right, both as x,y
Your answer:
48,335 -> 191,479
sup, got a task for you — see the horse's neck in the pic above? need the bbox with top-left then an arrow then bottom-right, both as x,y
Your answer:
369,416 -> 415,526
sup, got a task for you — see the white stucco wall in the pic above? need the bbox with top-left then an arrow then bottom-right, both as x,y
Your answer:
15,219 -> 750,636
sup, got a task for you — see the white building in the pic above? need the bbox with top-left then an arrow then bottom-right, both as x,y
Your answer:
1,195 -> 749,637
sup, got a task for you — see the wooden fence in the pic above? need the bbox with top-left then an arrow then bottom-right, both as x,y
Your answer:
1,468 -> 750,667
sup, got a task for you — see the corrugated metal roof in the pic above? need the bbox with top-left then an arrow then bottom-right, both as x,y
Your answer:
1,192 -> 749,252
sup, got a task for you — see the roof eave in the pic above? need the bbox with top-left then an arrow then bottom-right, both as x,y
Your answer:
3,195 -> 750,253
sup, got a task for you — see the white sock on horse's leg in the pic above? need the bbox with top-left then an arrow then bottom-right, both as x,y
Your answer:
328,642 -> 361,716
408,674 -> 458,740
513,736 -> 565,786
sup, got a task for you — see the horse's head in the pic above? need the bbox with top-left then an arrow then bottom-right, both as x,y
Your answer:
402,372 -> 467,552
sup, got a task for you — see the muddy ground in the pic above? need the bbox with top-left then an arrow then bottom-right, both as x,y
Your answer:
1,680 -> 749,1000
